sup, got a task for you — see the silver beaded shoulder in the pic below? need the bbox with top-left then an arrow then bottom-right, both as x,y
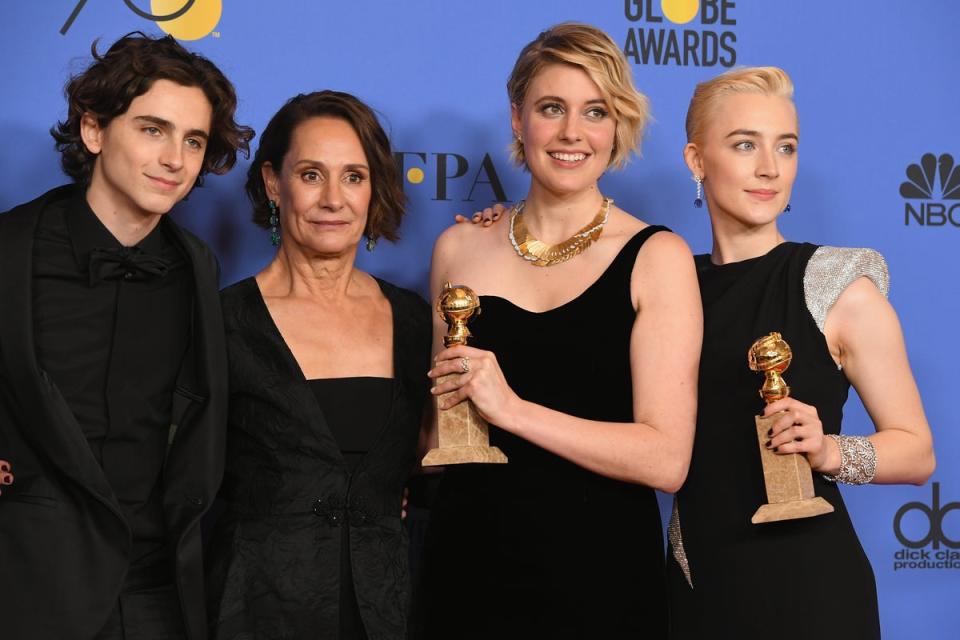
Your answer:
803,246 -> 890,334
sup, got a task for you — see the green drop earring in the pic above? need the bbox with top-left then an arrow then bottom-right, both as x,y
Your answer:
268,200 -> 280,247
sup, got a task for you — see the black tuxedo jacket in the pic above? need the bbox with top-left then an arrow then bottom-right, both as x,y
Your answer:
0,185 -> 227,640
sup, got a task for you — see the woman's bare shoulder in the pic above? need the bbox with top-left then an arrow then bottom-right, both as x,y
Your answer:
434,213 -> 508,255
431,214 -> 513,286
608,206 -> 691,260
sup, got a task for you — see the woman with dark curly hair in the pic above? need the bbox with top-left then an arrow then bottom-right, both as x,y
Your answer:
205,91 -> 431,640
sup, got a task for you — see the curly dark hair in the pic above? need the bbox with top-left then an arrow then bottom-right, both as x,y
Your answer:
51,32 -> 254,186
247,91 -> 406,244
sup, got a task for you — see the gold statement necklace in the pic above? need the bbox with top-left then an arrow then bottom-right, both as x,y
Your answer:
509,196 -> 612,267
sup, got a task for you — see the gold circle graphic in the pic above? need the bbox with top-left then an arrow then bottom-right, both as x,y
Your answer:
151,0 -> 222,40
407,167 -> 425,184
661,0 -> 699,24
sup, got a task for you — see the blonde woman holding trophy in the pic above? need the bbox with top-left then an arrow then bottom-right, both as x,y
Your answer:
418,23 -> 701,638
667,66 -> 934,639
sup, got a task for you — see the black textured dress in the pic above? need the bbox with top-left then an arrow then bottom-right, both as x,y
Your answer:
206,277 -> 431,640
418,227 -> 670,639
667,242 -> 881,639
308,376 -> 393,640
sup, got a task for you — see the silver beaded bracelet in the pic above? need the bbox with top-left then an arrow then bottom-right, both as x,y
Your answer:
822,434 -> 877,485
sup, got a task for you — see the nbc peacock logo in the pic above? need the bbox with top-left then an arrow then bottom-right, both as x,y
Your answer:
61,0 -> 222,41
901,153 -> 960,227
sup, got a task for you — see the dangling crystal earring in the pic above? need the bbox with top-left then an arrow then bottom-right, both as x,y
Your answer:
365,235 -> 377,252
268,199 -> 280,247
783,203 -> 792,213
693,176 -> 704,208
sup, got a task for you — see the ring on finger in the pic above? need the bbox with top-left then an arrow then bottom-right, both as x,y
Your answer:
460,357 -> 471,373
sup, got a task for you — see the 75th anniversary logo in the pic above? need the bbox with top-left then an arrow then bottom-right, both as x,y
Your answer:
61,0 -> 222,40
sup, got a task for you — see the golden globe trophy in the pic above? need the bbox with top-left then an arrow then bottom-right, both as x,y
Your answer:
421,283 -> 508,466
747,332 -> 833,523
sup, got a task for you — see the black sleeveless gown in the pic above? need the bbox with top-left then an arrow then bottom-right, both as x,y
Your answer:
418,227 -> 670,639
667,242 -> 880,639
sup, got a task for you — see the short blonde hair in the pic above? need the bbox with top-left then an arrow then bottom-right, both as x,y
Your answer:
507,22 -> 650,170
685,66 -> 795,144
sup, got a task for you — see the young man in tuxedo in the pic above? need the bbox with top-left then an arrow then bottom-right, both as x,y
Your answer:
0,33 -> 253,639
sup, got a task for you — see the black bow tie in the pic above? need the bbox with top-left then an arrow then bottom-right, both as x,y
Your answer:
88,247 -> 170,286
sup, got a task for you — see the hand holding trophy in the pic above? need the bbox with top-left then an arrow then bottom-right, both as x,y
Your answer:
747,332 -> 833,523
421,283 -> 508,466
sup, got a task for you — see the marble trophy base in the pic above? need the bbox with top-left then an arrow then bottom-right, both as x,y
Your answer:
751,411 -> 834,524
421,373 -> 507,466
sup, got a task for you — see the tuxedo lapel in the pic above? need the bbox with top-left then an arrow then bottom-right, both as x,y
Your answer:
0,188 -> 122,518
157,221 -> 229,640
160,220 -> 227,511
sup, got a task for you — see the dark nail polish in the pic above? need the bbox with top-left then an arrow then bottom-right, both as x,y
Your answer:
2,476 -> 11,485
0,464 -> 8,472
766,428 -> 772,437
773,447 -> 779,453
765,440 -> 771,448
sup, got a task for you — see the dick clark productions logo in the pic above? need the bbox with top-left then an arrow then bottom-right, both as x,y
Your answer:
900,153 -> 960,227
892,483 -> 959,570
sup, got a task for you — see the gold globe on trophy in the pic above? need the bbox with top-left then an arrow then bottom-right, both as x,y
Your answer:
421,283 -> 508,466
747,332 -> 833,523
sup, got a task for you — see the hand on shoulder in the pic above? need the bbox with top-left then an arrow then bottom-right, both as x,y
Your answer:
432,206 -> 510,279
453,203 -> 509,226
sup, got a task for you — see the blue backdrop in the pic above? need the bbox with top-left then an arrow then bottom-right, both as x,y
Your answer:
2,2 -> 957,637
